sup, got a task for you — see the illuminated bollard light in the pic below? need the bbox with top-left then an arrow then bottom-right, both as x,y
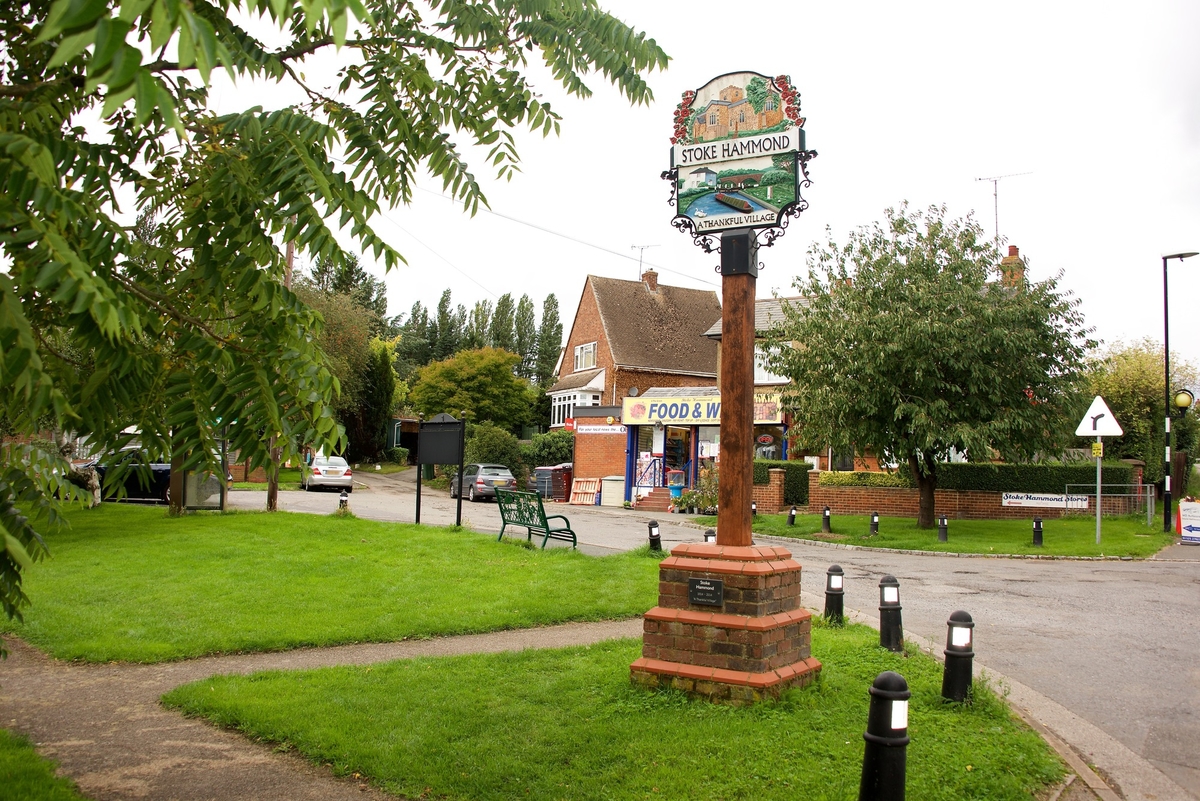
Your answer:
752,501 -> 757,517
870,512 -> 880,536
941,610 -> 975,703
704,528 -> 716,543
339,489 -> 349,510
822,506 -> 832,533
825,564 -> 845,625
788,506 -> 797,526
858,670 -> 910,801
937,514 -> 948,543
648,520 -> 661,551
878,575 -> 903,652
1033,517 -> 1043,547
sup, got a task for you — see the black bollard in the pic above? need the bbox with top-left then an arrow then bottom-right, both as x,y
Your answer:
752,501 -> 757,517
937,514 -> 948,543
788,505 -> 797,526
825,564 -> 845,625
858,670 -> 910,801
1032,517 -> 1043,547
704,528 -> 716,543
822,506 -> 832,533
878,575 -> 903,652
941,610 -> 975,703
870,512 -> 880,535
339,489 -> 349,510
648,520 -> 661,551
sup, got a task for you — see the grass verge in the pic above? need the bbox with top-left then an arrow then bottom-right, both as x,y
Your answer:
0,729 -> 88,801
164,623 -> 1062,800
2,504 -> 662,663
691,511 -> 1172,557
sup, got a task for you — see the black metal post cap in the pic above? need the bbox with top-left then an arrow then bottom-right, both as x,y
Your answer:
869,670 -> 910,700
827,564 -> 845,593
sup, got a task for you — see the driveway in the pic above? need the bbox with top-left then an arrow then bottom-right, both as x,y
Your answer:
230,471 -> 1200,801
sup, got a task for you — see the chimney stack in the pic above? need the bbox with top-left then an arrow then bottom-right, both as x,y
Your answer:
642,269 -> 658,292
1000,245 -> 1026,287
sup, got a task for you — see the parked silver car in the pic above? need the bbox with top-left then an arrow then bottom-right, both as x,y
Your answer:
302,456 -> 354,492
449,463 -> 517,502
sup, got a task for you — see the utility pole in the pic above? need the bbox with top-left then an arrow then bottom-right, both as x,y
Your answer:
631,244 -> 658,279
975,172 -> 1031,241
267,223 -> 296,512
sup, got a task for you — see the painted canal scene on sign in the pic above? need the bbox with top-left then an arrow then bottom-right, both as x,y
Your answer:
667,71 -> 811,236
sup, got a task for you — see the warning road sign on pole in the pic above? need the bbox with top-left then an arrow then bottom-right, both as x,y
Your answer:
1075,396 -> 1123,545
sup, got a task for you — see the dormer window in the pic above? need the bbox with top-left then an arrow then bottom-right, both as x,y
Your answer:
574,341 -> 597,372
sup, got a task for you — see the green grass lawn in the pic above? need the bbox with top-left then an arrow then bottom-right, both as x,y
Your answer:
0,729 -> 88,801
2,504 -> 662,663
692,511 -> 1172,558
231,466 -> 303,491
164,623 -> 1063,801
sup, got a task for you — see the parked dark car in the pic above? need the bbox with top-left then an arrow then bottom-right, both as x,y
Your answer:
88,448 -> 172,503
449,463 -> 517,502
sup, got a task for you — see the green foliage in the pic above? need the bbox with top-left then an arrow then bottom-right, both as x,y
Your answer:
465,421 -> 527,483
759,169 -> 792,185
932,462 -> 1133,493
0,0 -> 667,624
0,729 -> 88,800
410,348 -> 530,431
306,253 -> 389,333
514,294 -> 538,379
384,447 -> 408,465
819,470 -> 912,488
752,460 -> 811,505
767,204 -> 1093,526
523,429 -> 574,468
1086,339 -> 1198,486
534,294 -> 563,388
745,75 -> 769,113
341,337 -> 399,461
2,504 -> 660,662
490,293 -> 516,353
163,628 -> 1063,801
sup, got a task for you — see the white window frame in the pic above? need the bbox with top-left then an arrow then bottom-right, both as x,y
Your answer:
573,341 -> 597,372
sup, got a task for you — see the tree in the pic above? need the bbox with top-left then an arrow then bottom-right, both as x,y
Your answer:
535,294 -> 563,387
409,348 -> 530,431
514,294 -> 538,379
465,422 -> 527,484
1087,339 -> 1198,487
396,302 -> 432,381
490,293 -> 516,352
463,300 -> 493,351
0,0 -> 667,628
767,204 -> 1093,527
431,289 -> 461,361
294,287 -> 374,418
308,253 -> 389,328
341,337 -> 399,462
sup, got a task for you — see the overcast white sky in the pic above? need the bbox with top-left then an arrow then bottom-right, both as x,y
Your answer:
230,0 -> 1200,376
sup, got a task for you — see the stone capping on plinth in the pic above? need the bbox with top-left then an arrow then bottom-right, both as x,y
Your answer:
643,606 -> 811,632
630,655 -> 823,690
669,543 -> 793,561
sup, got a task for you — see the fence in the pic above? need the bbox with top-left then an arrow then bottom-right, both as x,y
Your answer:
1064,484 -> 1156,526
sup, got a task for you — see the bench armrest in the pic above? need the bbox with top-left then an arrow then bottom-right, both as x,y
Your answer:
543,514 -> 571,527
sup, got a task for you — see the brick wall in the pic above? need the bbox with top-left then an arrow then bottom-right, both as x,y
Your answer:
572,429 -> 626,482
751,468 -> 785,513
613,368 -> 715,406
561,279 -> 615,393
231,463 -> 268,483
805,472 -> 1141,519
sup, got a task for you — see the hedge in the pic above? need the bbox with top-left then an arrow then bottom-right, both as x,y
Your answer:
753,459 -> 811,506
821,463 -> 1136,494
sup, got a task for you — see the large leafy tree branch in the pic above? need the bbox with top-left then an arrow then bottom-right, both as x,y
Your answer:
0,0 -> 667,629
767,204 -> 1094,528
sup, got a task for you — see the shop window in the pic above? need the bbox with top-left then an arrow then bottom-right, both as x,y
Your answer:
573,342 -> 596,372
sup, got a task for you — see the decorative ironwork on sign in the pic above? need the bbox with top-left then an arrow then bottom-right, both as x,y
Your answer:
666,71 -> 816,249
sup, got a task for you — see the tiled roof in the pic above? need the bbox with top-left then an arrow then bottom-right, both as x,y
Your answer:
547,367 -> 604,394
641,386 -> 721,398
703,296 -> 809,339
590,276 -> 722,375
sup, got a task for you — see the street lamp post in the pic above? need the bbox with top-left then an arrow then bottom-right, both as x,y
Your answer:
1163,251 -> 1199,532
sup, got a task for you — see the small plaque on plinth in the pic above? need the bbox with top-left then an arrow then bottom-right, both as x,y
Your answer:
688,577 -> 724,607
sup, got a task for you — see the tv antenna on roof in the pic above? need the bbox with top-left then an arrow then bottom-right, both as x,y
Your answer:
631,244 -> 659,279
975,172 -> 1032,241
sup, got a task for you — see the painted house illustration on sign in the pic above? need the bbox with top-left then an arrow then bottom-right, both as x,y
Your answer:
692,81 -> 786,142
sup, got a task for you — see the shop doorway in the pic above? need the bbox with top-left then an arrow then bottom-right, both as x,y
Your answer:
664,426 -> 692,486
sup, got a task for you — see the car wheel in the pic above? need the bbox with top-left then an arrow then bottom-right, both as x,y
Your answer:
161,485 -> 171,505
468,486 -> 477,502
346,486 -> 353,494
450,481 -> 457,499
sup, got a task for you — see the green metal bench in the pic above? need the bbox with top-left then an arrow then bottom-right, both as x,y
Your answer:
494,489 -> 577,550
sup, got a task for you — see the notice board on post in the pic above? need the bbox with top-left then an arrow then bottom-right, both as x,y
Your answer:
417,413 -> 464,465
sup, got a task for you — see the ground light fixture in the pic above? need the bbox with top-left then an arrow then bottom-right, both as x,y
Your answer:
859,670 -> 910,801
1162,250 -> 1199,532
751,501 -> 757,516
878,575 -> 903,652
647,520 -> 661,551
941,610 -> 975,703
338,489 -> 348,510
1033,517 -> 1044,547
870,512 -> 880,535
825,564 -> 845,624
788,506 -> 797,526
704,529 -> 716,543
822,506 -> 832,533
937,514 -> 948,543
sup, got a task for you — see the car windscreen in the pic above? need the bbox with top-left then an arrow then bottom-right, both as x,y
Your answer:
481,467 -> 513,477
326,457 -> 349,468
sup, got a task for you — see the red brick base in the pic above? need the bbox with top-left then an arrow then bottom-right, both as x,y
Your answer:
630,542 -> 820,704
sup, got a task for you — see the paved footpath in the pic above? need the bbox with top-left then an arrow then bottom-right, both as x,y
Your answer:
1,469 -> 1194,800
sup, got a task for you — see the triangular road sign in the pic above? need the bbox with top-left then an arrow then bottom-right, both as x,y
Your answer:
1075,396 -> 1124,437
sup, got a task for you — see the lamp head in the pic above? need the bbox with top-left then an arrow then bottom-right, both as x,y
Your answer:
1163,251 -> 1199,261
1174,388 -> 1195,411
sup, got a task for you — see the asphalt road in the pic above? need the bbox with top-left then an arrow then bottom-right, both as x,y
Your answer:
229,470 -> 1200,801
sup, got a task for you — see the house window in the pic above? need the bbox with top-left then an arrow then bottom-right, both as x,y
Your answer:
550,392 -> 602,427
709,112 -> 717,125
754,344 -> 788,384
573,342 -> 596,372
738,109 -> 745,123
765,97 -> 777,112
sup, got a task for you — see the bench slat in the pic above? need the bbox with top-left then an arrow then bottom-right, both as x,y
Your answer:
495,489 -> 576,550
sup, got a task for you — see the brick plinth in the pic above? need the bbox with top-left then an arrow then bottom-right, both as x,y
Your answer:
631,543 -> 820,704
